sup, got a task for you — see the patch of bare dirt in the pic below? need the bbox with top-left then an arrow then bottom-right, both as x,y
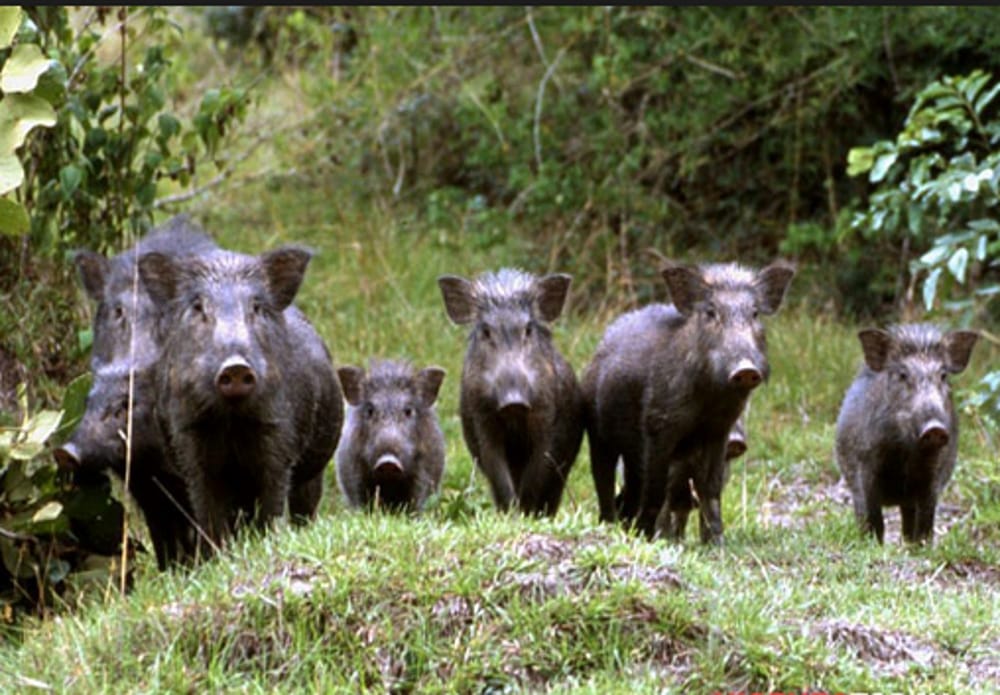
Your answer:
815,618 -> 940,677
757,475 -> 848,531
759,475 -> 972,544
498,530 -> 684,602
883,556 -> 1000,588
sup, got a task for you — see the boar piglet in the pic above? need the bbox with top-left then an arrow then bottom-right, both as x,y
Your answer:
586,261 -> 794,543
335,359 -> 446,512
438,268 -> 584,516
138,246 -> 343,552
835,323 -> 978,544
53,363 -> 197,569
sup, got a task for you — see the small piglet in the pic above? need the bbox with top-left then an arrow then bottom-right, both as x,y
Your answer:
438,268 -> 584,516
335,359 -> 446,512
835,323 -> 978,544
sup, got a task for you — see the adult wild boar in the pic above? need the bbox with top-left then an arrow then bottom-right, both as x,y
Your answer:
438,268 -> 583,516
138,245 -> 343,551
584,261 -> 794,542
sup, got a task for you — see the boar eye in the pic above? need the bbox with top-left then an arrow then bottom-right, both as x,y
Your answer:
895,369 -> 909,384
364,404 -> 375,419
191,296 -> 204,314
252,299 -> 263,315
524,323 -> 533,339
481,325 -> 492,340
113,305 -> 125,320
704,305 -> 718,321
404,407 -> 414,418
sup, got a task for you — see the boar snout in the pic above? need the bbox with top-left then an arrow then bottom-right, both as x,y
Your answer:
54,442 -> 81,471
728,359 -> 763,390
919,420 -> 950,450
216,356 -> 257,400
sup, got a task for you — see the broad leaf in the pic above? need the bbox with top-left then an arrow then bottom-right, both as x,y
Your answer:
0,93 -> 57,155
0,7 -> 21,50
0,154 -> 24,195
846,146 -> 874,177
870,152 -> 897,183
0,195 -> 29,235
947,247 -> 969,284
0,43 -> 58,94
32,501 -> 63,524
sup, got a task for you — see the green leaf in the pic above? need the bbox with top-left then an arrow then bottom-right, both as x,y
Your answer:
947,247 -> 969,284
975,81 -> 1000,114
31,501 -> 63,524
158,112 -> 180,140
846,147 -> 874,177
21,409 -> 63,450
59,164 -> 82,199
0,7 -> 21,50
0,43 -> 58,94
0,93 -> 58,155
0,154 -> 25,195
0,195 -> 29,236
976,234 -> 987,262
57,372 -> 91,438
923,267 -> 942,311
870,152 -> 897,183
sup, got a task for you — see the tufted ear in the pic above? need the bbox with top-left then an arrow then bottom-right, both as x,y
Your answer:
857,328 -> 893,372
74,250 -> 111,302
337,366 -> 366,406
755,261 -> 796,315
261,246 -> 313,311
438,275 -> 478,325
943,330 -> 979,374
138,252 -> 181,306
417,366 -> 446,406
660,263 -> 709,316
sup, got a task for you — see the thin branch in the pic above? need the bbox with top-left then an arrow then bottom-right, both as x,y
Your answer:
0,525 -> 34,542
533,46 -> 567,172
525,7 -> 561,90
683,53 -> 741,81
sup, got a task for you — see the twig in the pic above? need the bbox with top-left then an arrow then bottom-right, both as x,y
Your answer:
533,46 -> 567,172
525,7 -> 561,90
683,53 -> 741,81
0,525 -> 34,542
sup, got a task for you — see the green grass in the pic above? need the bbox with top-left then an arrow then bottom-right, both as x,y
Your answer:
2,175 -> 998,693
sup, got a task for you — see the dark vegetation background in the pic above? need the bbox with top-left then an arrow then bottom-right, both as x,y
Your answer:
1,6 -> 998,627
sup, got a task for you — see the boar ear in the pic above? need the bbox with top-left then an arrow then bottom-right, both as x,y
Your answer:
417,366 -> 447,406
660,264 -> 707,316
74,250 -> 111,302
943,330 -> 979,374
138,252 -> 180,305
536,273 -> 572,323
438,275 -> 478,325
858,328 -> 893,372
755,262 -> 796,315
337,366 -> 366,406
262,246 -> 313,311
